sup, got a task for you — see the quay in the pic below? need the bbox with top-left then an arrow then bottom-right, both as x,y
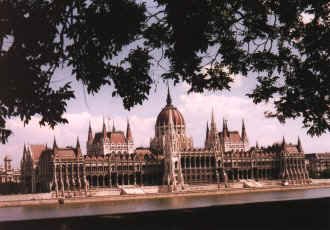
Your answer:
0,179 -> 330,208
0,184 -> 330,229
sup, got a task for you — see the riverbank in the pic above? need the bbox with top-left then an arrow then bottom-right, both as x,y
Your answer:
1,180 -> 330,208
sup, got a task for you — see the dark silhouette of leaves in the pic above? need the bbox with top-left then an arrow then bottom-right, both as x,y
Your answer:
0,0 -> 329,143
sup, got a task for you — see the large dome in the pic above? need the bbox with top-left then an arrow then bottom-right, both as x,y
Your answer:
156,105 -> 185,126
155,88 -> 185,127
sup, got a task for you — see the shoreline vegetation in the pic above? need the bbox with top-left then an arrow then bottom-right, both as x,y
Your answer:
1,180 -> 330,208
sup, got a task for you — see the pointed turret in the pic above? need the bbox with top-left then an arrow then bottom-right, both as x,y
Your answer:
282,136 -> 286,149
76,136 -> 81,156
205,121 -> 209,140
102,117 -> 107,138
87,121 -> 93,144
112,120 -> 116,132
208,110 -> 221,150
76,136 -> 81,149
297,136 -> 303,152
53,136 -> 58,149
241,119 -> 248,142
166,86 -> 172,105
223,118 -> 229,138
210,109 -> 217,133
126,119 -> 133,143
206,121 -> 209,135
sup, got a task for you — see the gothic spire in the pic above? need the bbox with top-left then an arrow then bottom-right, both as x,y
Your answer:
209,109 -> 218,138
206,121 -> 209,138
223,118 -> 228,137
76,136 -> 80,149
102,117 -> 107,138
112,120 -> 116,132
241,119 -> 248,142
297,136 -> 303,152
53,136 -> 57,149
282,136 -> 286,148
256,141 -> 259,149
205,121 -> 209,147
210,109 -> 216,130
88,120 -> 93,143
166,85 -> 172,105
126,119 -> 133,143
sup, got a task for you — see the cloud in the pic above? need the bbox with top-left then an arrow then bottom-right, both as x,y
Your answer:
1,91 -> 330,168
1,112 -> 155,167
177,93 -> 330,153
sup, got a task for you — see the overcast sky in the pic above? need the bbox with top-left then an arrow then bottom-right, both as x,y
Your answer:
1,64 -> 329,167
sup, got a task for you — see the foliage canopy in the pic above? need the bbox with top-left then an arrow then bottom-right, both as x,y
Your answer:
0,0 -> 329,143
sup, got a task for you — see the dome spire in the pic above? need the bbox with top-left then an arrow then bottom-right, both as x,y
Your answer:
166,85 -> 172,105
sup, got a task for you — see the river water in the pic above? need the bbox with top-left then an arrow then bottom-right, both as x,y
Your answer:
0,187 -> 330,222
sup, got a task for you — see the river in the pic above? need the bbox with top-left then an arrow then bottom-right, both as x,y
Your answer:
1,187 -> 330,229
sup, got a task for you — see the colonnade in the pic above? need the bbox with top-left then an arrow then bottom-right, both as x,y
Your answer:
281,157 -> 309,183
226,168 -> 275,181
52,161 -> 88,196
181,155 -> 217,184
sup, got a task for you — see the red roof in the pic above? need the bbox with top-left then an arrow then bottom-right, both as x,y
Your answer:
285,145 -> 299,154
54,147 -> 78,159
29,144 -> 48,162
109,132 -> 126,144
156,105 -> 185,126
228,131 -> 242,143
220,131 -> 242,143
93,131 -> 127,144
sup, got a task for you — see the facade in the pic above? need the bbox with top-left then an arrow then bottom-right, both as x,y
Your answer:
87,119 -> 134,155
0,156 -> 21,194
0,156 -> 20,184
306,153 -> 330,177
20,89 -> 311,196
21,144 -> 48,193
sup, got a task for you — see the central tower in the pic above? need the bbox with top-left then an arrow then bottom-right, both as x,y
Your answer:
162,109 -> 185,191
150,88 -> 193,153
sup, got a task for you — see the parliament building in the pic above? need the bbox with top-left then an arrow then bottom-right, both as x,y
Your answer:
20,89 -> 310,196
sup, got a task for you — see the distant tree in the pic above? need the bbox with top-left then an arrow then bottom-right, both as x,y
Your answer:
0,0 -> 329,143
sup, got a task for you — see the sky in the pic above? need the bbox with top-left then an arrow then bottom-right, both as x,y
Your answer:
0,7 -> 328,167
1,65 -> 329,168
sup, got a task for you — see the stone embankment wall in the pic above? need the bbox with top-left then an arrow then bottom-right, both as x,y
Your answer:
142,186 -> 162,194
88,188 -> 121,197
0,193 -> 52,202
311,179 -> 330,184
